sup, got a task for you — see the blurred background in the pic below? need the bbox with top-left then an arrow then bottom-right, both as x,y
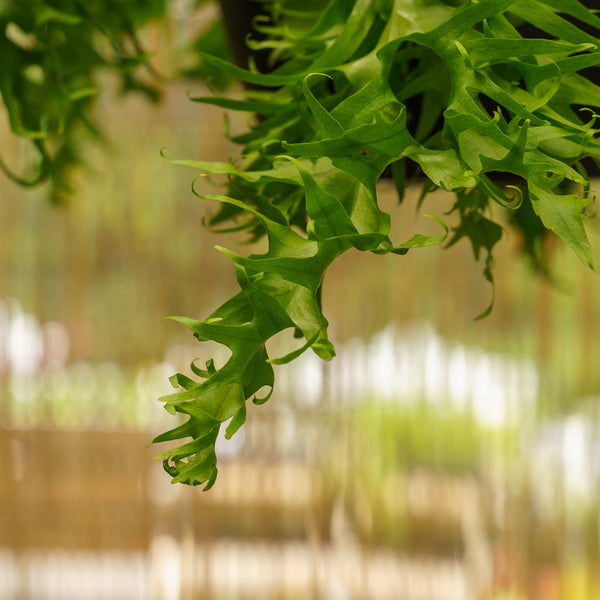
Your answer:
2,5 -> 600,600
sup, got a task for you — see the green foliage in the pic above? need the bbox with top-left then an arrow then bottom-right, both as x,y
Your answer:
351,401 -> 514,477
154,0 -> 600,487
183,19 -> 234,91
0,0 -> 165,202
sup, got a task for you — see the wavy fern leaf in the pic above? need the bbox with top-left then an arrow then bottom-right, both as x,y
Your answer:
154,0 -> 600,487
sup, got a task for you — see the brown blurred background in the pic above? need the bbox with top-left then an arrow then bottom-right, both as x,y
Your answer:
1,14 -> 600,600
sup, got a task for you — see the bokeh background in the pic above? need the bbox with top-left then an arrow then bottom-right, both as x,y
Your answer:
1,6 -> 600,600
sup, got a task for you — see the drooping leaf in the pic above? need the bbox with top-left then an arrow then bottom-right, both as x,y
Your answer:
154,0 -> 600,487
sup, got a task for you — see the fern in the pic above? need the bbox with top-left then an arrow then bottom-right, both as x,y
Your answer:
153,0 -> 600,487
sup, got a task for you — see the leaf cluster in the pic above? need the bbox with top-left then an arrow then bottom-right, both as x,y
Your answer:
0,0 -> 165,202
155,0 -> 600,487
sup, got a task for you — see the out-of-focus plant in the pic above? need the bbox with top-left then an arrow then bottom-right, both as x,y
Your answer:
0,0 -> 167,202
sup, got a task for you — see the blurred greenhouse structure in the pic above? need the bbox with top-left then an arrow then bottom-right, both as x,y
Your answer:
1,23 -> 600,600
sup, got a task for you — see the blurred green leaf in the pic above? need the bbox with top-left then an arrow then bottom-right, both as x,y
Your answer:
0,0 -> 166,201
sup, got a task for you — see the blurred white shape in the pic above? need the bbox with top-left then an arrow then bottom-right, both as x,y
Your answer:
324,577 -> 350,600
423,330 -> 447,405
0,547 -> 21,598
394,339 -> 414,399
325,321 -> 538,428
331,337 -> 366,403
8,310 -> 44,376
150,535 -> 182,600
281,541 -> 312,594
562,415 -> 592,499
368,326 -> 397,401
290,350 -> 324,406
18,549 -> 148,600
524,414 -> 600,511
471,354 -> 508,427
0,298 -> 9,374
200,540 -> 468,600
447,345 -> 469,410
272,404 -> 297,456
